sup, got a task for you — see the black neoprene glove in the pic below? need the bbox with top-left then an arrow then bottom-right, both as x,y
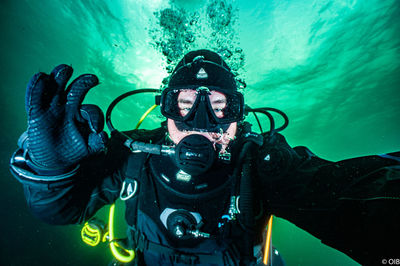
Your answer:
24,64 -> 108,175
256,133 -> 300,181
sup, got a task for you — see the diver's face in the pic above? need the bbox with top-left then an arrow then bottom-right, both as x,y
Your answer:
167,89 -> 237,152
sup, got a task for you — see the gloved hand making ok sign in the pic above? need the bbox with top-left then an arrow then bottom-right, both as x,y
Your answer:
23,64 -> 108,175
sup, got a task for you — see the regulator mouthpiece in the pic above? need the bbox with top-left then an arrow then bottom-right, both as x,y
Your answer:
174,134 -> 216,175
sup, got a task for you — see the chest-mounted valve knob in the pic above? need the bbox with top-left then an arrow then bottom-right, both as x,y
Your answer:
160,208 -> 210,239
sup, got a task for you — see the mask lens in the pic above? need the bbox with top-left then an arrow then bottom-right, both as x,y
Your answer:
177,90 -> 197,117
209,90 -> 227,119
162,89 -> 195,121
219,92 -> 242,121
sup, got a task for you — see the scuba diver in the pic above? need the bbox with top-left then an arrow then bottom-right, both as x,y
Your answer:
9,49 -> 400,266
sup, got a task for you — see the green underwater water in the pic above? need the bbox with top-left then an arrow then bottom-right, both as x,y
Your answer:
0,0 -> 399,265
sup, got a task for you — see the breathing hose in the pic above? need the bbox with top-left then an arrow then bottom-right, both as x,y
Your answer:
105,88 -> 160,133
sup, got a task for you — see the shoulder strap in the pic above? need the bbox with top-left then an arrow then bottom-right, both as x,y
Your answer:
118,126 -> 165,200
119,127 -> 166,235
120,152 -> 148,228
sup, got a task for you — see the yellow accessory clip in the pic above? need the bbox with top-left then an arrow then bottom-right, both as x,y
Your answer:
81,219 -> 108,247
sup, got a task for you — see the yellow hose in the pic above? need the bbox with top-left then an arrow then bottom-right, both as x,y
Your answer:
109,203 -> 135,263
135,104 -> 158,129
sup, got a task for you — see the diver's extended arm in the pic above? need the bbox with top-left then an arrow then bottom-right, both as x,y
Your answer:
256,135 -> 400,265
9,132 -> 129,225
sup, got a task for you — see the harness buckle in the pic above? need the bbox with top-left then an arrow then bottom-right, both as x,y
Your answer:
171,252 -> 200,265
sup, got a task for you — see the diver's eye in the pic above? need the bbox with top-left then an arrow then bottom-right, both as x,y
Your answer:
179,106 -> 193,116
213,108 -> 225,118
178,98 -> 195,117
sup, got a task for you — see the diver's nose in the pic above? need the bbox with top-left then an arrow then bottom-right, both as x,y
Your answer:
192,96 -> 211,130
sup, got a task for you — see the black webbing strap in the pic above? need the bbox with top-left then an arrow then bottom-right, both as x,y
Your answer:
121,151 -> 149,249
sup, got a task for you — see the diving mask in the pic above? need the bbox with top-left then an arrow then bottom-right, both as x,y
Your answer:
160,86 -> 244,133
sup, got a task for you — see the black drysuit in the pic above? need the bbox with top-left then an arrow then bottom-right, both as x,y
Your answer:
10,126 -> 400,265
